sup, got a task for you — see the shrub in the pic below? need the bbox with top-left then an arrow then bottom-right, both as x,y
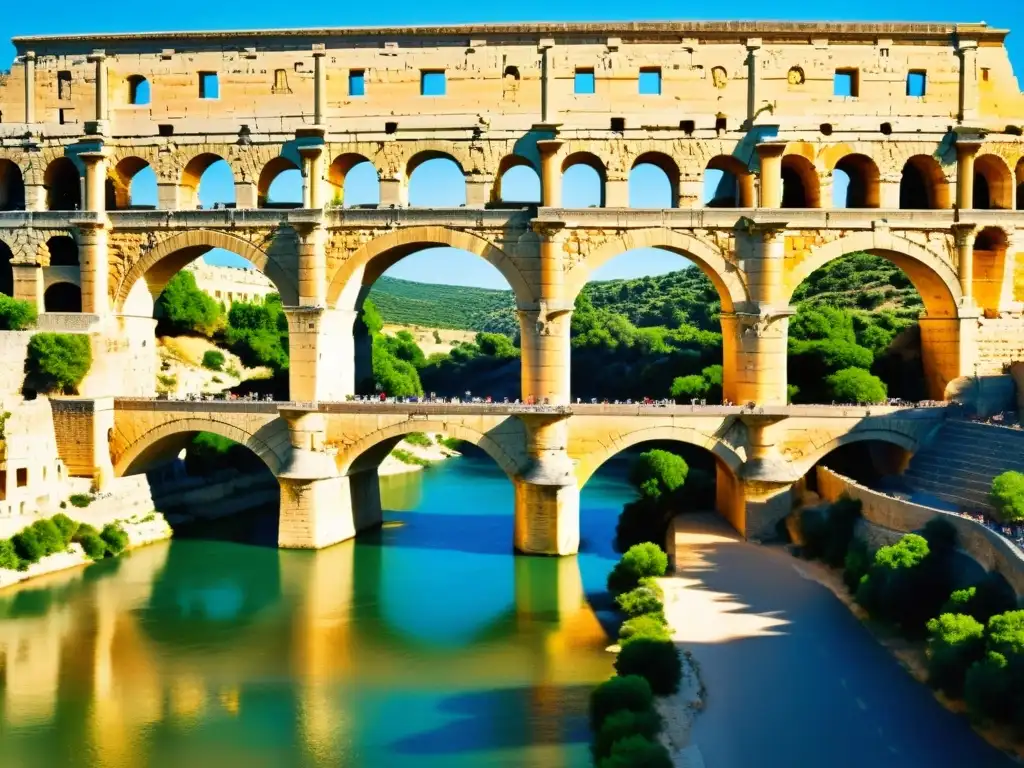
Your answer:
100,524 -> 129,556
588,675 -> 654,731
592,709 -> 663,762
940,575 -> 1016,626
156,271 -> 223,336
69,493 -> 92,508
0,539 -> 20,570
404,432 -> 433,448
619,614 -> 671,644
965,651 -> 1015,725
597,734 -> 673,768
11,528 -> 45,566
0,294 -> 37,330
991,471 -> 1024,522
29,519 -> 65,556
607,543 -> 669,595
925,613 -> 985,697
628,450 -> 688,502
843,538 -> 872,594
615,586 -> 665,620
856,533 -> 945,632
826,367 -> 887,404
76,532 -> 107,560
50,513 -> 79,546
202,350 -> 225,371
614,637 -> 683,696
637,576 -> 664,600
26,333 -> 92,394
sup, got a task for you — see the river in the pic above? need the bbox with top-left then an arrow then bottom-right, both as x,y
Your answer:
0,455 -> 1013,767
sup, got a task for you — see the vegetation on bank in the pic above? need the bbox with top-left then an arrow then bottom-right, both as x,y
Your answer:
0,294 -> 37,331
991,472 -> 1024,522
0,513 -> 128,572
26,333 -> 92,394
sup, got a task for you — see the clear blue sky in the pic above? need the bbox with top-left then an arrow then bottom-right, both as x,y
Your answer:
3,5 -> 1022,289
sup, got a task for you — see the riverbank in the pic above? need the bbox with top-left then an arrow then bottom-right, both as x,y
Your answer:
378,433 -> 461,476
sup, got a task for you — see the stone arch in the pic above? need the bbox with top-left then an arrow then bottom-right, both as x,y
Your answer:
45,235 -> 78,266
494,154 -> 540,203
327,152 -> 379,206
257,156 -> 302,208
107,156 -> 155,210
180,152 -> 237,209
781,154 -> 820,208
831,153 -> 881,208
705,155 -> 755,207
900,155 -> 950,209
973,154 -> 1014,210
44,157 -> 81,211
43,282 -> 82,312
1016,157 -> 1024,210
786,231 -> 961,318
0,158 -> 25,211
564,227 -> 747,313
327,225 -> 533,311
573,425 -> 744,489
114,417 -> 286,477
789,428 -> 920,479
630,152 -> 680,208
113,228 -> 299,312
561,151 -> 607,207
336,420 -> 522,479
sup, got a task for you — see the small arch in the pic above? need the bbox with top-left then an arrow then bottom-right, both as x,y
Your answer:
495,155 -> 540,204
899,155 -> 950,209
791,429 -> 919,479
127,75 -> 151,106
107,156 -> 157,210
0,240 -> 13,296
181,153 -> 235,210
704,155 -> 753,207
43,282 -> 82,313
973,226 -> 1010,315
44,157 -> 81,211
327,153 -> 380,208
832,153 -> 880,208
257,157 -> 302,208
973,154 -> 1013,210
781,155 -> 820,208
46,235 -> 78,266
630,152 -> 679,208
1016,157 -> 1024,210
407,151 -> 466,207
561,151 -> 606,208
0,159 -> 25,211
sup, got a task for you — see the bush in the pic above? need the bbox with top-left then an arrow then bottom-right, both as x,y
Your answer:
991,471 -> 1024,522
619,614 -> 671,643
843,538 -> 872,594
826,367 -> 887,404
404,432 -> 433,448
637,576 -> 664,600
76,532 -> 107,560
11,528 -> 45,566
926,613 -> 986,697
69,493 -> 92,508
629,450 -> 688,502
855,533 -> 949,632
589,675 -> 655,732
0,293 -> 37,330
615,586 -> 665,620
100,524 -> 129,556
50,513 -> 79,545
607,543 -> 669,595
614,637 -> 683,696
592,709 -> 664,762
597,735 -> 673,768
965,651 -> 1016,725
202,350 -> 225,371
0,539 -> 20,570
29,519 -> 65,556
156,271 -> 223,336
942,577 -> 1016,626
26,333 -> 92,394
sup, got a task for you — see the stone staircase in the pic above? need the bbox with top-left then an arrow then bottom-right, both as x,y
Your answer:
902,420 -> 1024,516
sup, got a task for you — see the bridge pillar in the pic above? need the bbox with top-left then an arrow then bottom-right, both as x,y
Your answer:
879,174 -> 902,209
955,140 -> 982,210
515,415 -> 579,556
522,221 -> 572,405
284,307 -> 356,402
77,222 -> 110,315
920,313 -> 979,399
755,143 -> 785,208
466,173 -> 494,207
537,139 -> 564,207
678,173 -> 702,208
296,222 -> 327,306
953,222 -> 976,306
605,174 -> 628,208
379,176 -> 407,207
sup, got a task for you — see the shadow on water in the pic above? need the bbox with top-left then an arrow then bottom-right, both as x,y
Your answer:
170,500 -> 281,548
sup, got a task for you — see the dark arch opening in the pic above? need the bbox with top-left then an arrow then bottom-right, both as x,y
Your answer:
0,240 -> 13,296
1016,158 -> 1024,210
47,235 -> 78,266
127,75 -> 151,106
44,158 -> 81,211
833,154 -> 880,209
781,156 -> 819,208
43,283 -> 82,312
972,227 -> 1009,316
899,156 -> 948,210
0,160 -> 25,211
973,155 -> 1012,210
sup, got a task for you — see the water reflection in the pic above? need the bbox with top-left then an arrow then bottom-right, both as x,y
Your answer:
0,456 -> 631,767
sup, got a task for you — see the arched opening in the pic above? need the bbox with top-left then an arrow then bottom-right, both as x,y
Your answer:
495,155 -> 540,204
704,156 -> 753,207
257,157 -> 302,208
43,283 -> 82,312
799,437 -> 914,513
832,154 -> 880,208
972,227 -> 1009,316
181,153 -> 235,210
107,157 -> 158,210
973,155 -> 1013,210
629,153 -> 678,208
561,152 -> 606,208
781,155 -> 820,208
1016,158 -> 1024,210
407,152 -> 466,207
0,240 -> 13,296
127,75 -> 151,106
327,153 -> 380,208
46,235 -> 78,266
0,159 -> 25,211
44,157 -> 81,211
899,155 -> 949,209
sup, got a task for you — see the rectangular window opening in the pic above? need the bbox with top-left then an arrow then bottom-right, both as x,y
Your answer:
57,70 -> 72,100
833,69 -> 859,98
385,121 -> 398,134
420,70 -> 446,96
16,468 -> 27,488
349,69 -> 365,97
574,68 -> 595,95
907,70 -> 927,97
610,117 -> 625,132
199,71 -> 219,99
638,67 -> 662,95
680,119 -> 695,135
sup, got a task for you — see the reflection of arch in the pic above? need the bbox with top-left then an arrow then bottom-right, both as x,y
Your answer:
565,227 -> 747,312
336,420 -> 521,479
788,232 -> 961,317
781,155 -> 820,208
327,226 -> 532,310
114,228 -> 298,310
44,157 -> 80,211
973,154 -> 1013,210
790,429 -> 919,478
114,419 -> 285,476
494,154 -> 540,203
630,152 -> 679,208
574,426 -> 743,489
181,152 -> 235,209
561,151 -> 606,207
257,156 -> 301,208
900,155 -> 949,209
43,282 -> 82,312
833,153 -> 880,208
107,156 -> 153,210
705,155 -> 754,207
0,159 -> 25,211
0,239 -> 13,295
327,152 -> 378,206
46,235 -> 78,266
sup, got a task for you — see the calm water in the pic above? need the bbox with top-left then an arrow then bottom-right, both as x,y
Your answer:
0,455 -> 634,768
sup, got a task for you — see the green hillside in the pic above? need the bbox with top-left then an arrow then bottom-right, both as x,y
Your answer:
367,277 -> 514,333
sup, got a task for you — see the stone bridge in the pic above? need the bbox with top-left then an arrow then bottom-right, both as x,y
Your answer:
49,397 -> 947,555
1,21 -> 1023,408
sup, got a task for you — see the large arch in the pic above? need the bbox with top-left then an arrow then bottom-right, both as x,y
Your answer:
113,228 -> 299,312
789,428 -> 921,479
563,227 -> 748,313
326,225 -> 533,311
785,231 -> 962,318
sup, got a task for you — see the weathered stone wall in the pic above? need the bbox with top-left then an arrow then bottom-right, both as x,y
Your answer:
0,398 -> 70,517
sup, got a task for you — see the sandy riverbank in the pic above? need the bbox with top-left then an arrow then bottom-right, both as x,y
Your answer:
377,433 -> 461,476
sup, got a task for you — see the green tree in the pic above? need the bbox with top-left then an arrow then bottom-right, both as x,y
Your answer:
629,450 -> 688,502
156,271 -> 223,336
26,333 -> 92,394
825,367 -> 887,404
0,294 -> 37,330
991,471 -> 1024,522
588,675 -> 655,731
613,637 -> 683,695
925,613 -> 985,697
607,543 -> 669,594
202,350 -> 225,370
